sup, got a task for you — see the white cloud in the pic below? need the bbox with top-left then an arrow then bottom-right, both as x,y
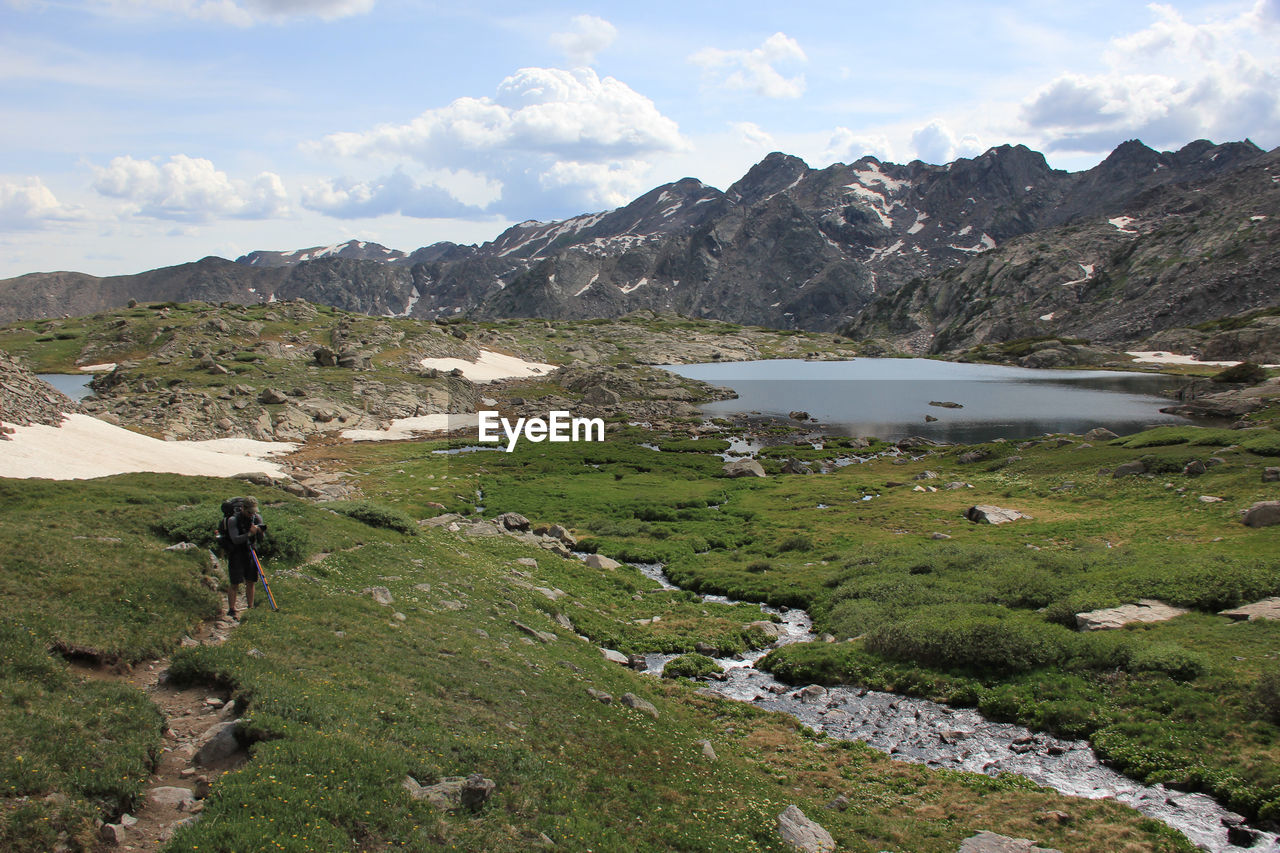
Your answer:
1021,2 -> 1280,154
92,155 -> 288,221
731,121 -> 774,149
549,14 -> 617,67
911,120 -> 983,164
823,128 -> 894,164
689,32 -> 807,99
313,66 -> 687,215
87,0 -> 373,26
301,170 -> 495,219
0,177 -> 87,230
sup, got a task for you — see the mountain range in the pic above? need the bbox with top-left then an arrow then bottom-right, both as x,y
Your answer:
2,138 -> 1276,353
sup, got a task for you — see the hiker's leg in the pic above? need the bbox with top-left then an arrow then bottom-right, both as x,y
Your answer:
228,583 -> 238,614
246,581 -> 255,609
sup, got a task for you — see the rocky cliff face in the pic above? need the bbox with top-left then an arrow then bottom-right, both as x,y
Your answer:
0,139 -> 1273,346
0,350 -> 79,432
849,147 -> 1280,353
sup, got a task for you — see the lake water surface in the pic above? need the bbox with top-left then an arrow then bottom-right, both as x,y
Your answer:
37,373 -> 94,401
666,358 -> 1194,442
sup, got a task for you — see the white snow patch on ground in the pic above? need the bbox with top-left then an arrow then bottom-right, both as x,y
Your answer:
1251,215 -> 1267,222
1125,351 -> 1280,368
843,184 -> 893,228
0,414 -> 296,480
951,234 -> 996,254
1062,263 -> 1096,286
1040,312 -> 1055,321
418,349 -> 556,383
78,362 -> 117,372
958,225 -> 973,236
1109,216 -> 1138,234
851,163 -> 906,193
869,240 -> 904,263
619,278 -> 648,294
575,273 -> 599,297
907,211 -> 928,234
341,413 -> 481,442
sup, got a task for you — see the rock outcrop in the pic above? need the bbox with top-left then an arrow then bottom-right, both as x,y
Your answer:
0,350 -> 80,434
1076,600 -> 1189,631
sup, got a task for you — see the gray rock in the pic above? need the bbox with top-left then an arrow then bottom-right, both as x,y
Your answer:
620,692 -> 659,718
700,740 -> 718,761
1183,460 -> 1207,476
929,400 -> 963,409
748,620 -> 781,639
1113,460 -> 1147,477
100,823 -> 127,845
147,786 -> 195,807
587,688 -> 612,704
723,458 -> 767,478
546,524 -> 577,547
1242,500 -> 1280,528
364,586 -> 394,606
1076,599 -> 1188,631
258,388 -> 289,405
781,458 -> 812,475
511,620 -> 557,643
194,720 -> 241,766
600,648 -> 629,665
1263,467 -> 1280,482
583,554 -> 622,570
1083,427 -> 1119,441
494,512 -> 531,532
403,773 -> 495,812
957,450 -> 988,464
1221,598 -> 1280,621
957,830 -> 1061,852
964,505 -> 1030,525
776,804 -> 835,853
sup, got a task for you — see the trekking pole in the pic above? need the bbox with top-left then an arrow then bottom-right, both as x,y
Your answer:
250,546 -> 279,611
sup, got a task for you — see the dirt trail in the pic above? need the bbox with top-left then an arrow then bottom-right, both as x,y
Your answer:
70,607 -> 251,851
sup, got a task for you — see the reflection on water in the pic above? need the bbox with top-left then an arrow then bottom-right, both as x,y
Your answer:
667,358 -> 1194,442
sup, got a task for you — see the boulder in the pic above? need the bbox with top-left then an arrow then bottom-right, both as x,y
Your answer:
913,470 -> 939,480
364,586 -> 394,606
546,524 -> 578,547
1242,501 -> 1280,528
964,505 -> 1030,525
494,512 -> 531,532
1219,598 -> 1280,622
723,458 -> 767,478
403,774 -> 495,812
587,688 -> 612,704
258,388 -> 289,405
511,620 -> 557,643
957,450 -> 989,464
1183,460 -> 1207,476
1263,467 -> 1280,482
929,400 -> 963,409
147,786 -> 196,807
313,346 -> 337,367
1112,460 -> 1147,477
776,805 -> 835,853
584,554 -> 622,570
1076,599 -> 1188,631
699,740 -> 718,761
1084,427 -> 1119,441
600,648 -> 629,665
621,692 -> 659,719
957,831 -> 1061,852
193,721 -> 241,766
748,620 -> 781,639
781,458 -> 812,475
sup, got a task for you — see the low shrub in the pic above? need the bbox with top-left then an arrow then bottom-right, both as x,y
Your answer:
777,534 -> 813,553
1212,362 -> 1268,384
1255,666 -> 1280,723
323,501 -> 417,535
156,503 -> 309,563
865,606 -> 1067,675
662,653 -> 721,680
1128,643 -> 1208,682
1240,432 -> 1280,456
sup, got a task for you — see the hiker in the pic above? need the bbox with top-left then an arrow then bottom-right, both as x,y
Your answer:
225,497 -> 264,618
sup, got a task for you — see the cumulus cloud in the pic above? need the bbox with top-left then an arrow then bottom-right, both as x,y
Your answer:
0,177 -> 87,230
689,32 -> 807,99
92,155 -> 288,221
731,121 -> 774,148
89,0 -> 373,26
911,121 -> 983,164
301,170 -> 490,219
1021,2 -> 1280,154
549,14 -> 617,67
823,127 -> 894,164
313,66 -> 687,215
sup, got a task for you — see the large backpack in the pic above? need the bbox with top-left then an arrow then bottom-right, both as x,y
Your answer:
216,497 -> 250,554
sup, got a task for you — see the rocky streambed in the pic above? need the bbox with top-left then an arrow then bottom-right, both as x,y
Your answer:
630,562 -> 1279,853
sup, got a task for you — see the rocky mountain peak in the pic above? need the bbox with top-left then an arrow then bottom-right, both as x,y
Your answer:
727,152 -> 811,206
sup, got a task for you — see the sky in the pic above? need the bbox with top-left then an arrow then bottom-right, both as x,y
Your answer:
1,0 -> 1278,278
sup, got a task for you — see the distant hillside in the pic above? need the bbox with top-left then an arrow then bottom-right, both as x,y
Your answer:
1,139 -> 1275,349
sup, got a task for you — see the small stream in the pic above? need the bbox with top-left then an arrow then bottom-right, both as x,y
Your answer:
627,562 -> 1278,853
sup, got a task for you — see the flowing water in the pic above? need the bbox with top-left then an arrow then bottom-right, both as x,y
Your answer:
627,561 -> 1278,852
